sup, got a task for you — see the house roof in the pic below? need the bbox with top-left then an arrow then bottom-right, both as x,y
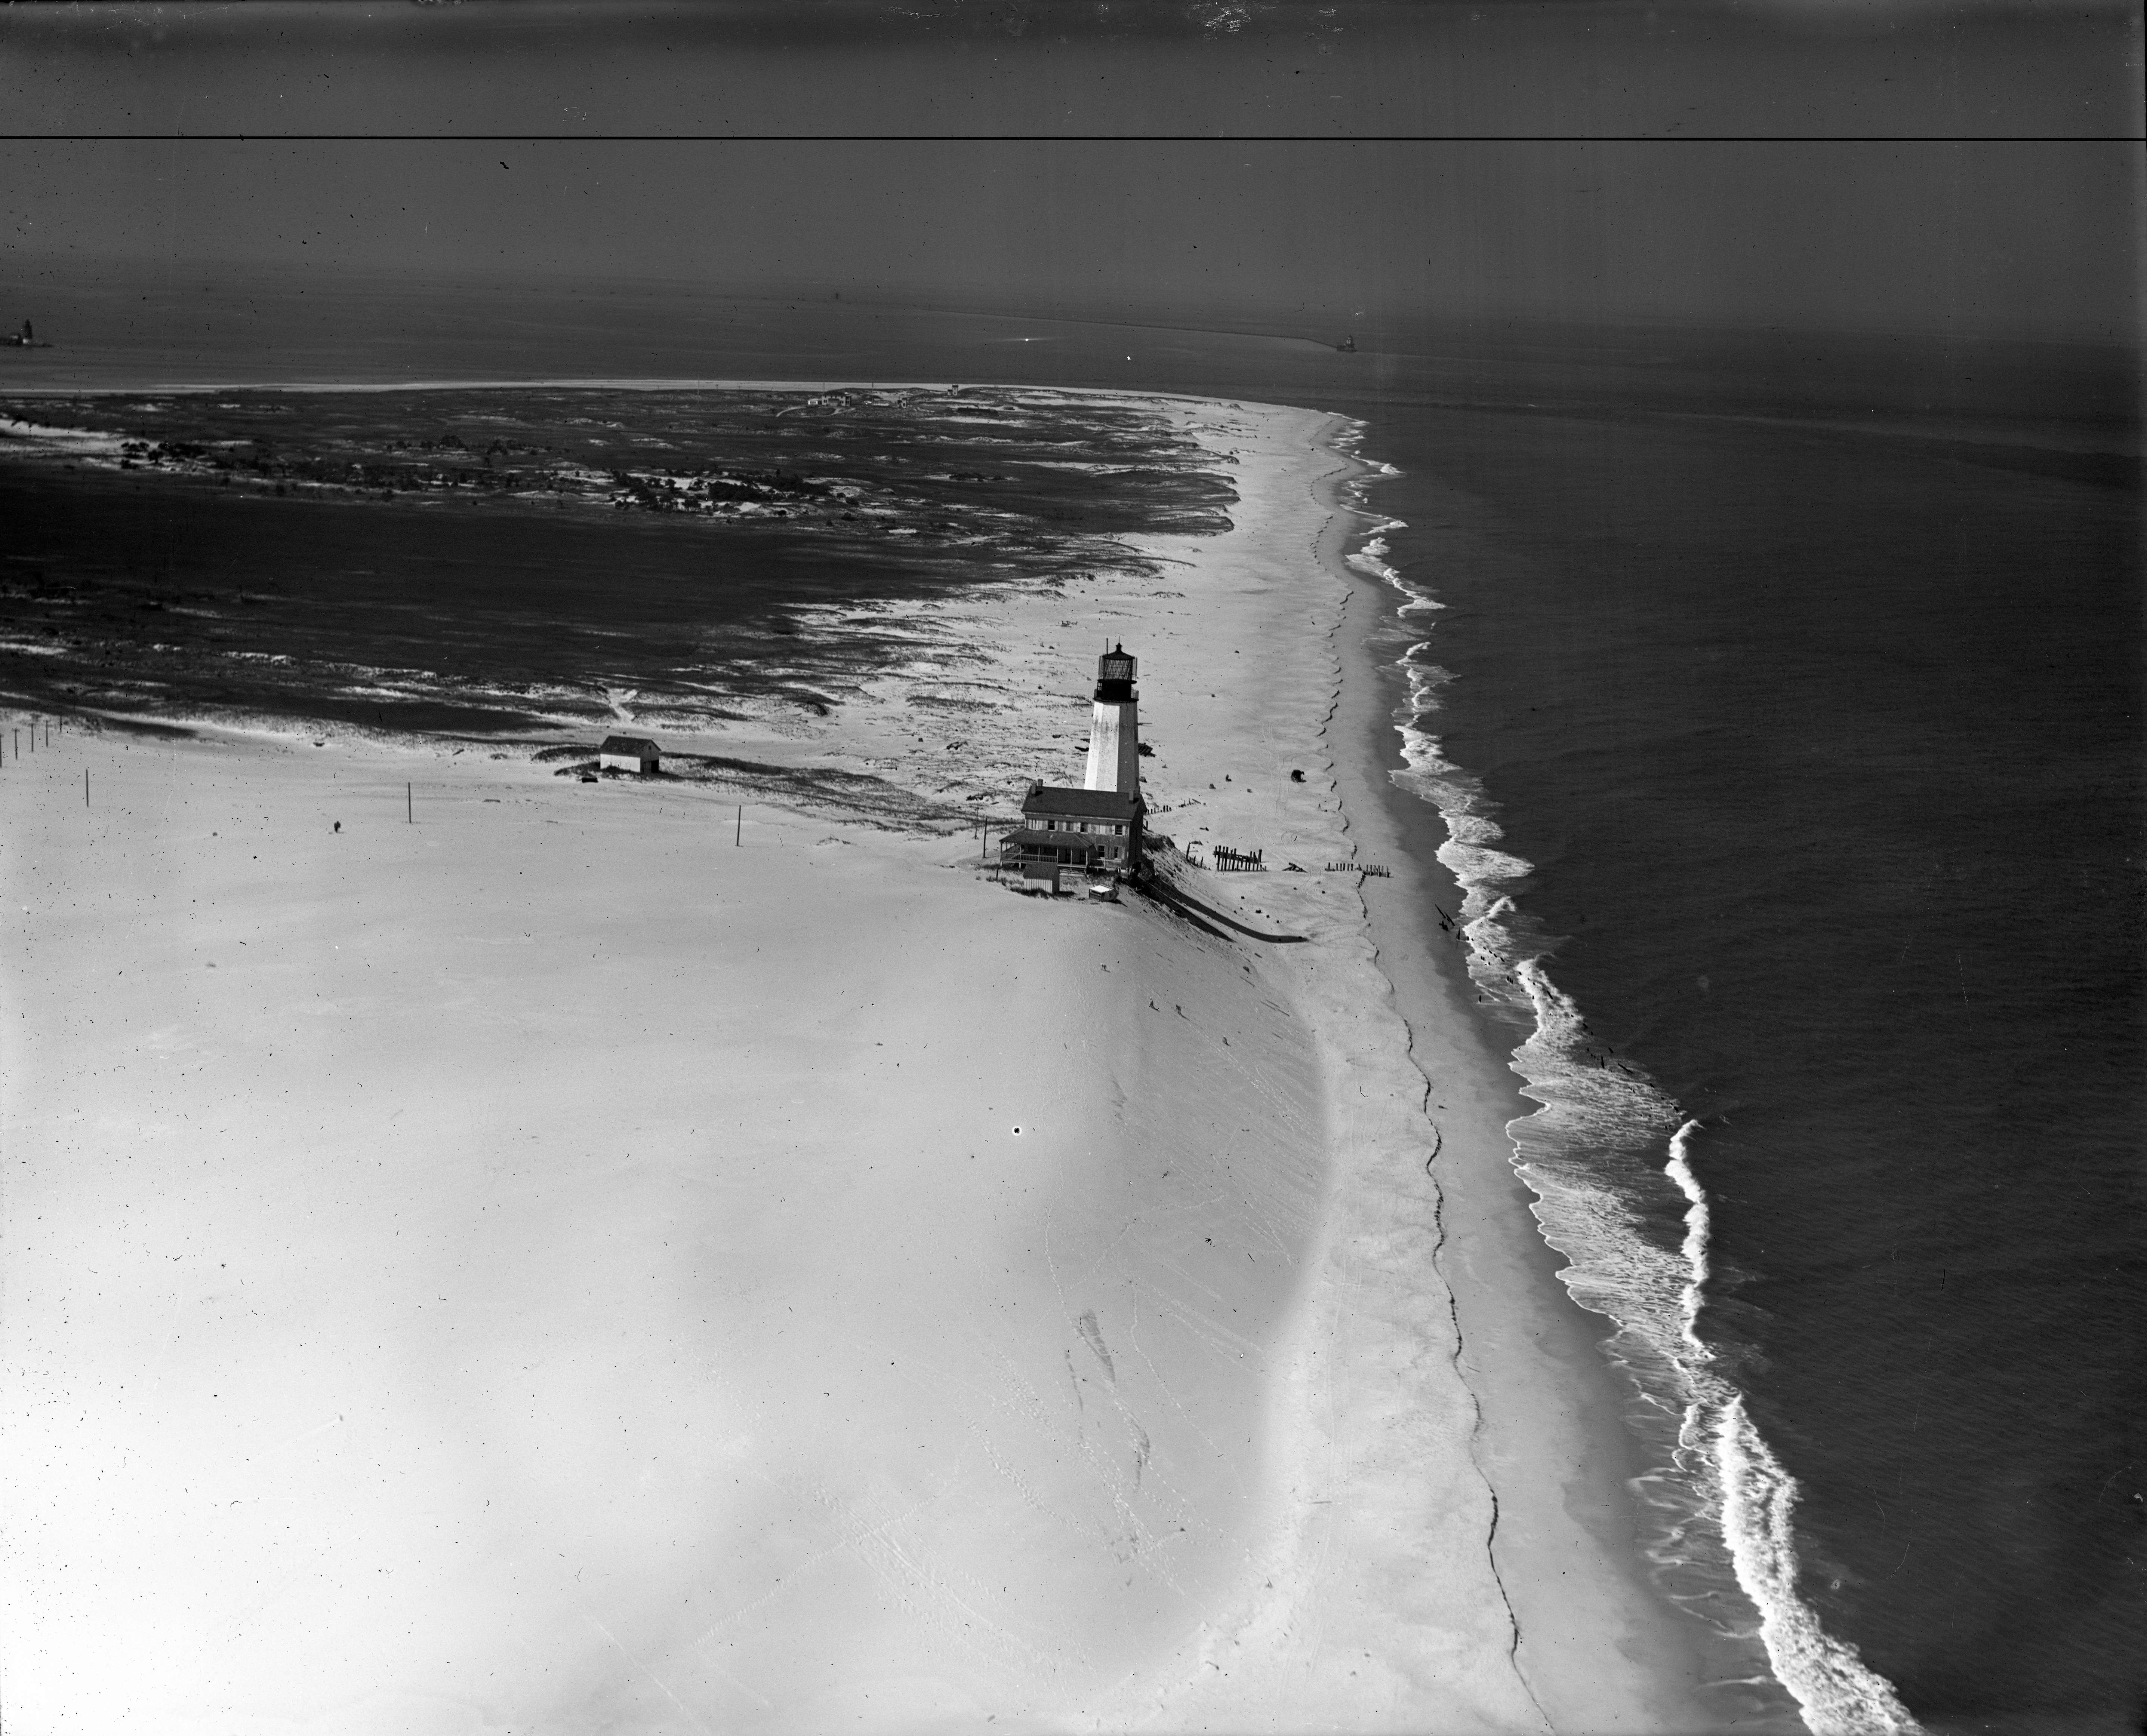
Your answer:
1020,785 -> 1142,821
599,735 -> 660,756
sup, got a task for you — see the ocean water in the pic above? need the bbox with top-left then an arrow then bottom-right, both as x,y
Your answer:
3,278 -> 2138,1732
1356,404 -> 2143,1734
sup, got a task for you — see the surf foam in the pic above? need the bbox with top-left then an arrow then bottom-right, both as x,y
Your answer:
1339,440 -> 1925,1736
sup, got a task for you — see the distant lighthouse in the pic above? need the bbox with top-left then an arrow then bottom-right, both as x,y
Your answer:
1083,642 -> 1140,797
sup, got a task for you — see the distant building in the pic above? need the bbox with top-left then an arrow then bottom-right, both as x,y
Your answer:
598,734 -> 661,774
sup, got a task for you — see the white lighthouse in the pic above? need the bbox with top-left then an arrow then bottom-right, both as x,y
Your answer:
1082,643 -> 1140,797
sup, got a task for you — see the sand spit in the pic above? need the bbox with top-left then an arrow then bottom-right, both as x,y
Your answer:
2,396 -> 1705,1732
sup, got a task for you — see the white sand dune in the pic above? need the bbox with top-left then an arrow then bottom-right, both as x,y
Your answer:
1,398 -> 1710,1732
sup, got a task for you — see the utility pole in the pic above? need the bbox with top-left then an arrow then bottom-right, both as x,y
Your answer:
735,804 -> 742,847
407,782 -> 413,824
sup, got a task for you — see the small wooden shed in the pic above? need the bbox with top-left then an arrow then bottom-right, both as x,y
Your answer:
598,734 -> 661,774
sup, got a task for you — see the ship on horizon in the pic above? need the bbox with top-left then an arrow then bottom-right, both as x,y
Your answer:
2,319 -> 50,349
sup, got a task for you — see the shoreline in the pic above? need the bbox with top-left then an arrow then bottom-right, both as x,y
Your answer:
6,387 -> 1720,1732
1045,404 -> 1733,1729
1342,445 -> 1921,1735
1311,438 -> 1770,1729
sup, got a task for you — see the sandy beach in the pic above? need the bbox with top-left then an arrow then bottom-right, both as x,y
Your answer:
3,396 -> 1711,1732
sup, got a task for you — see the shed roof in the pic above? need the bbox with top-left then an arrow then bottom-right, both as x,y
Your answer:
1020,785 -> 1142,821
599,735 -> 660,756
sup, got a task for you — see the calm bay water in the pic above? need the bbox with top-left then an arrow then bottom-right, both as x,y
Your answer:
4,278 -> 2138,1731
0,384 -> 1227,733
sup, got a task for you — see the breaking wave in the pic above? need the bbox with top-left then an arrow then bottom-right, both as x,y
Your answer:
1338,436 -> 1923,1736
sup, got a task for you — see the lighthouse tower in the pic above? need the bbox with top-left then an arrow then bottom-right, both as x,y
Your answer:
1083,643 -> 1140,797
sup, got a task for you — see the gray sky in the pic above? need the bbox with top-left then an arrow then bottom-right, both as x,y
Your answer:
1,2 -> 2140,344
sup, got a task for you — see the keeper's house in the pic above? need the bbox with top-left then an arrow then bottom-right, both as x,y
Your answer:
598,734 -> 661,774
999,782 -> 1143,893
